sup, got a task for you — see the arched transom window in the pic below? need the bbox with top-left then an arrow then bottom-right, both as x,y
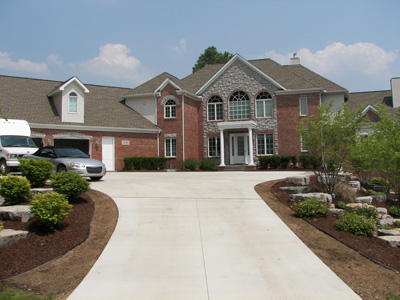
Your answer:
229,91 -> 250,120
256,92 -> 273,118
208,95 -> 223,121
164,99 -> 176,118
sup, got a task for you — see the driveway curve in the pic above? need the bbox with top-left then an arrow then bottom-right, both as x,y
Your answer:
68,171 -> 361,300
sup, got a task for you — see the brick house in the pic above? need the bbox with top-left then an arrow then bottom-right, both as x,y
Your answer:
0,54 -> 350,171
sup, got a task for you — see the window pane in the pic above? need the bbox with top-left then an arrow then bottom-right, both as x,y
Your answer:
171,138 -> 176,156
229,91 -> 249,120
265,100 -> 272,117
266,134 -> 274,154
171,106 -> 176,118
166,139 -> 171,156
256,100 -> 264,118
69,97 -> 77,113
208,104 -> 215,120
300,97 -> 307,116
257,134 -> 265,155
216,103 -> 223,120
208,136 -> 220,157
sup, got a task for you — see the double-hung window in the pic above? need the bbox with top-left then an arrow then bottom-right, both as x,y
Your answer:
165,100 -> 176,118
256,92 -> 273,118
208,136 -> 220,157
69,92 -> 78,113
257,133 -> 274,155
229,91 -> 250,120
208,96 -> 223,121
299,97 -> 308,116
300,132 -> 309,152
165,137 -> 176,157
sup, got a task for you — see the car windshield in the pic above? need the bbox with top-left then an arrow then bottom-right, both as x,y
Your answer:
0,136 -> 37,147
53,148 -> 89,158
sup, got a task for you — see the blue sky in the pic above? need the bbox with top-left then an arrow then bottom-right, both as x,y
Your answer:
0,0 -> 399,92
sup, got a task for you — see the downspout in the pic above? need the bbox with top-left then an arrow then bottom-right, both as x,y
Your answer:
182,94 -> 185,168
154,92 -> 160,156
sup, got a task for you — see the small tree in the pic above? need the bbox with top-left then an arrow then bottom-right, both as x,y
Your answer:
298,103 -> 362,195
192,46 -> 233,73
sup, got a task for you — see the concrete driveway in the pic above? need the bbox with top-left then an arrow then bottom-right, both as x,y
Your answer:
67,171 -> 361,300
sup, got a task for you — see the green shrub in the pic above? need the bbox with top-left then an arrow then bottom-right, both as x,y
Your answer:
0,221 -> 3,231
51,171 -> 89,201
367,189 -> 386,195
299,154 -> 322,169
336,212 -> 376,236
123,156 -> 167,170
292,198 -> 329,218
366,177 -> 388,189
336,201 -> 346,209
0,288 -> 55,300
353,207 -> 378,221
0,174 -> 31,204
395,221 -> 400,228
199,158 -> 218,171
258,156 -> 281,169
19,158 -> 54,188
379,224 -> 394,230
280,156 -> 291,168
183,158 -> 198,171
30,192 -> 72,229
389,206 -> 400,217
386,293 -> 400,300
334,181 -> 356,203
289,155 -> 297,167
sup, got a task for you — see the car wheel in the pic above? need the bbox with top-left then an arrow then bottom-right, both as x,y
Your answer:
0,160 -> 10,175
90,177 -> 103,181
57,165 -> 67,173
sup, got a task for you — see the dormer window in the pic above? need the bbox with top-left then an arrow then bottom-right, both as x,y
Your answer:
69,92 -> 78,113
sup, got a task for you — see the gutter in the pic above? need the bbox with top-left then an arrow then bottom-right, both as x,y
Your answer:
29,123 -> 161,134
275,88 -> 324,95
176,90 -> 202,101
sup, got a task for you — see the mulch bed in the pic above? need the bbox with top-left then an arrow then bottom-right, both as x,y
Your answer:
0,193 -> 94,281
271,177 -> 400,273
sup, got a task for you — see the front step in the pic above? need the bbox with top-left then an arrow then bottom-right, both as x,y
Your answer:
219,165 -> 252,171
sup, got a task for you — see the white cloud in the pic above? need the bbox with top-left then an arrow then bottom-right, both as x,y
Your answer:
0,52 -> 48,74
170,39 -> 187,55
47,54 -> 63,67
80,43 -> 149,84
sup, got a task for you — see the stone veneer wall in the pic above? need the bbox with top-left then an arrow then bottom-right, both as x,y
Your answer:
200,59 -> 279,164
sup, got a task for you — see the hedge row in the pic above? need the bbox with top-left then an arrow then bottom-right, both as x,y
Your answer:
124,156 -> 167,170
258,155 -> 297,169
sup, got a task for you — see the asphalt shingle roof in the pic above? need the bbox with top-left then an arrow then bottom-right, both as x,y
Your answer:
0,75 -> 160,131
348,90 -> 396,113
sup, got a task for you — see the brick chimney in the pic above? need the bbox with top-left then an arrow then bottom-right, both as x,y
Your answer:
391,77 -> 400,108
290,53 -> 300,65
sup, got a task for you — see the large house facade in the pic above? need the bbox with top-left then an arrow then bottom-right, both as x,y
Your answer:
2,54 -> 396,171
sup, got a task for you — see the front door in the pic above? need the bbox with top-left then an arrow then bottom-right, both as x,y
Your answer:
102,136 -> 115,171
230,134 -> 248,164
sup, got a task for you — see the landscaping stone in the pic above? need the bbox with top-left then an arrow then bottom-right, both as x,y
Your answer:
329,208 -> 344,215
0,205 -> 34,222
346,203 -> 376,211
376,207 -> 388,215
289,193 -> 332,205
285,176 -> 310,186
377,228 -> 400,236
371,194 -> 386,203
0,197 -> 4,206
377,235 -> 400,248
279,186 -> 312,194
348,181 -> 361,191
355,196 -> 373,205
0,229 -> 29,249
31,187 -> 53,195
379,215 -> 394,226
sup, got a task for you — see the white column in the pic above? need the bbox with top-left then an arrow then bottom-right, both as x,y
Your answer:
219,129 -> 225,167
248,128 -> 254,166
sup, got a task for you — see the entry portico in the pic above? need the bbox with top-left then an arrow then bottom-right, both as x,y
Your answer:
218,121 -> 256,167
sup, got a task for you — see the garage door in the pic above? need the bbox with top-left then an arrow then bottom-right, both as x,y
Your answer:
102,137 -> 115,171
54,139 -> 89,154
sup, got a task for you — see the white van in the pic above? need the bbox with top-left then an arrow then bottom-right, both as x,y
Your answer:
0,119 -> 38,174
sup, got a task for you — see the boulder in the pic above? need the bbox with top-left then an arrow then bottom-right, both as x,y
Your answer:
329,208 -> 344,215
31,188 -> 53,195
279,186 -> 312,194
345,203 -> 376,211
371,194 -> 386,203
377,235 -> 400,248
379,215 -> 394,226
289,193 -> 332,205
285,176 -> 310,186
0,229 -> 29,249
376,207 -> 388,215
0,205 -> 34,222
354,196 -> 373,205
348,181 -> 361,191
377,228 -> 400,236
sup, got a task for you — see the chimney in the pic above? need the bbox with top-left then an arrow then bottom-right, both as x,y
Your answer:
290,53 -> 300,65
391,77 -> 400,108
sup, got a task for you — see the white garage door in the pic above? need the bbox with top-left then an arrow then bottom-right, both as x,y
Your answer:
102,137 -> 115,171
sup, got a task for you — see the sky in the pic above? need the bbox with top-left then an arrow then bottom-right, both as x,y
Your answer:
0,0 -> 399,93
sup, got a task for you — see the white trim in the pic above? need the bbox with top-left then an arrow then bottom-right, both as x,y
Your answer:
360,104 -> 379,117
217,120 -> 256,130
47,76 -> 90,97
29,123 -> 161,134
275,88 -> 324,95
176,90 -> 202,101
196,54 -> 286,95
156,78 -> 182,92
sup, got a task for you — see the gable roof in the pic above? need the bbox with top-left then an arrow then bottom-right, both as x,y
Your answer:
0,75 -> 161,132
348,90 -> 396,113
47,76 -> 90,97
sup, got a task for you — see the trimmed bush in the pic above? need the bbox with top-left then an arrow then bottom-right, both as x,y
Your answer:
336,201 -> 346,209
353,207 -> 378,221
19,158 -> 54,188
289,155 -> 297,168
292,198 -> 329,218
389,206 -> 400,217
30,192 -> 72,229
0,174 -> 31,204
258,156 -> 281,169
334,181 -> 356,203
336,212 -> 376,236
299,154 -> 322,169
51,171 -> 89,201
199,158 -> 218,171
183,158 -> 198,171
124,156 -> 167,170
279,156 -> 291,168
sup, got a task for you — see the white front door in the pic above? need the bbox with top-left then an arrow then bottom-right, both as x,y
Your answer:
230,134 -> 248,164
102,137 -> 115,171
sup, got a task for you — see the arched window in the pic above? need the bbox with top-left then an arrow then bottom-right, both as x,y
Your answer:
256,92 -> 273,118
165,99 -> 176,118
229,91 -> 249,120
69,92 -> 78,113
208,95 -> 223,121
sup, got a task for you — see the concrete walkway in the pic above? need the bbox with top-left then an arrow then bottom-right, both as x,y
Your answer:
67,171 -> 361,300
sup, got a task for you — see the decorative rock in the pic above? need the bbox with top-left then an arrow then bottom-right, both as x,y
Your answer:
31,188 -> 53,195
379,215 -> 394,226
0,229 -> 29,249
377,228 -> 400,236
376,207 -> 388,215
0,205 -> 34,222
354,196 -> 373,205
345,203 -> 376,211
377,235 -> 400,248
0,197 -> 4,206
285,176 -> 310,186
279,186 -> 312,194
289,193 -> 332,205
348,181 -> 361,191
371,194 -> 386,203
329,208 -> 344,215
